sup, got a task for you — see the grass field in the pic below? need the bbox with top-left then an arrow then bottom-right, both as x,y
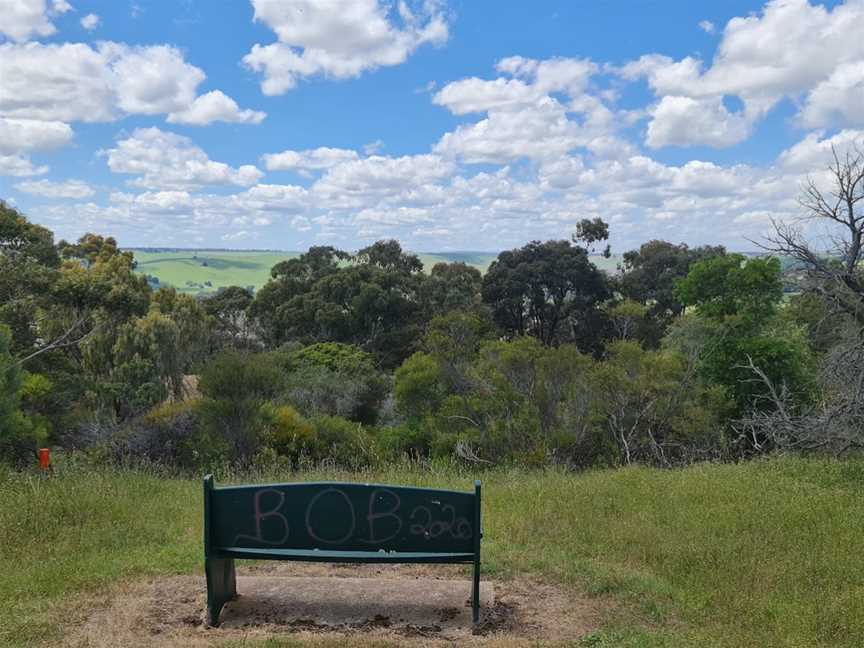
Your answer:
2,456 -> 862,647
129,250 -> 298,294
129,249 -> 621,295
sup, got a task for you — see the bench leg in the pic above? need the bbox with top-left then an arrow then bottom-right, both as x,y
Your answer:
205,557 -> 237,626
471,558 -> 480,624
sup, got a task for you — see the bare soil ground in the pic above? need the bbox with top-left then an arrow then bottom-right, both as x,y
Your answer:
61,563 -> 605,647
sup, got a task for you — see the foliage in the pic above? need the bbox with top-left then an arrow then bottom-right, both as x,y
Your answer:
420,261 -> 484,316
394,352 -> 446,421
251,243 -> 425,367
0,325 -> 38,462
202,285 -> 255,350
98,400 -> 217,468
674,254 -> 815,434
674,254 -> 782,323
279,342 -> 389,424
196,351 -> 284,459
481,239 -> 610,349
590,341 -> 726,465
261,403 -> 318,462
619,240 -> 725,322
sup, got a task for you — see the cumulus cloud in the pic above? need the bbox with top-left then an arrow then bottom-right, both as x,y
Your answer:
0,117 -> 72,175
645,96 -> 751,148
698,20 -> 715,34
0,42 -> 264,125
0,118 -> 73,154
800,62 -> 864,128
0,155 -> 48,177
15,178 -> 95,198
55,126 -> 842,252
167,91 -> 267,125
0,0 -> 72,42
620,0 -> 864,147
433,56 -> 613,163
262,147 -> 359,171
777,129 -> 864,172
242,0 -> 449,95
80,13 -> 99,30
103,127 -> 263,190
313,153 -> 455,200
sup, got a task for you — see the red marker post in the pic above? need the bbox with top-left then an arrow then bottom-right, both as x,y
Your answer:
38,448 -> 50,471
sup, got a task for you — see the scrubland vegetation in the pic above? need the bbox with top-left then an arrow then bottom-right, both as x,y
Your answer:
3,149 -> 864,647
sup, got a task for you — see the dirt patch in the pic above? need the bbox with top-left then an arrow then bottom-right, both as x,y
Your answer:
62,563 -> 604,647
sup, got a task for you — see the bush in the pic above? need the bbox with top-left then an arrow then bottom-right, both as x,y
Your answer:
310,415 -> 379,469
278,343 -> 389,424
87,400 -> 224,469
197,351 -> 284,459
261,403 -> 318,462
0,324 -> 41,465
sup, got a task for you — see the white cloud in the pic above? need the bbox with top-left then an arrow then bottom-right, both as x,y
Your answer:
433,77 -> 540,115
0,0 -> 71,42
435,98 -> 584,163
237,184 -> 308,211
243,0 -> 449,94
800,62 -> 864,128
433,57 -> 611,163
777,129 -> 864,172
15,178 -> 95,198
620,0 -> 864,146
80,13 -> 99,30
262,147 -> 359,171
167,90 -> 267,125
110,190 -> 194,213
222,230 -> 254,242
49,128 -> 846,252
698,20 -> 715,34
0,117 -> 70,176
108,44 -> 206,115
0,155 -> 48,177
0,118 -> 73,154
104,127 -> 263,190
645,96 -> 751,148
313,153 -> 455,200
0,42 -> 262,126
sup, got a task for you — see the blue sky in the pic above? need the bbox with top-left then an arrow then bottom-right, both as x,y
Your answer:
1,0 -> 861,252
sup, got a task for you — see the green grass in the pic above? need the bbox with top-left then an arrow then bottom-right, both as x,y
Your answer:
130,250 -> 298,294
3,457 -> 861,647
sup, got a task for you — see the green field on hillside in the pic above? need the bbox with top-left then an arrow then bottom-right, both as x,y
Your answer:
129,250 -> 298,294
129,249 -> 620,295
2,457 -> 862,647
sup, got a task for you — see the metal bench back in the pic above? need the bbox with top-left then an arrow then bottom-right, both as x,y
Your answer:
205,477 -> 478,554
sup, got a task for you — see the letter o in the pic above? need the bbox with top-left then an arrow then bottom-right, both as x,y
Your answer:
305,488 -> 356,545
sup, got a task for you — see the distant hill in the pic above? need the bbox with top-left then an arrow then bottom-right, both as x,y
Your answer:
127,248 -> 633,295
127,249 -> 501,295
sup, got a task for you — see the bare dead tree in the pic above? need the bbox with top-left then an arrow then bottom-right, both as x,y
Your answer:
734,348 -> 864,456
740,144 -> 864,455
761,144 -> 864,327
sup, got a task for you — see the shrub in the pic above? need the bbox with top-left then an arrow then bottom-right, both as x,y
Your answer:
0,324 -> 40,465
278,343 -> 389,424
261,403 -> 318,462
197,351 -> 284,459
88,400 -> 224,469
310,415 -> 379,469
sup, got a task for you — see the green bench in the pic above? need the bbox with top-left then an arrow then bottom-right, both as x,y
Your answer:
203,475 -> 483,626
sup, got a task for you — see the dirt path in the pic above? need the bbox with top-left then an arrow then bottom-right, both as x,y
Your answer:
62,563 -> 605,647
